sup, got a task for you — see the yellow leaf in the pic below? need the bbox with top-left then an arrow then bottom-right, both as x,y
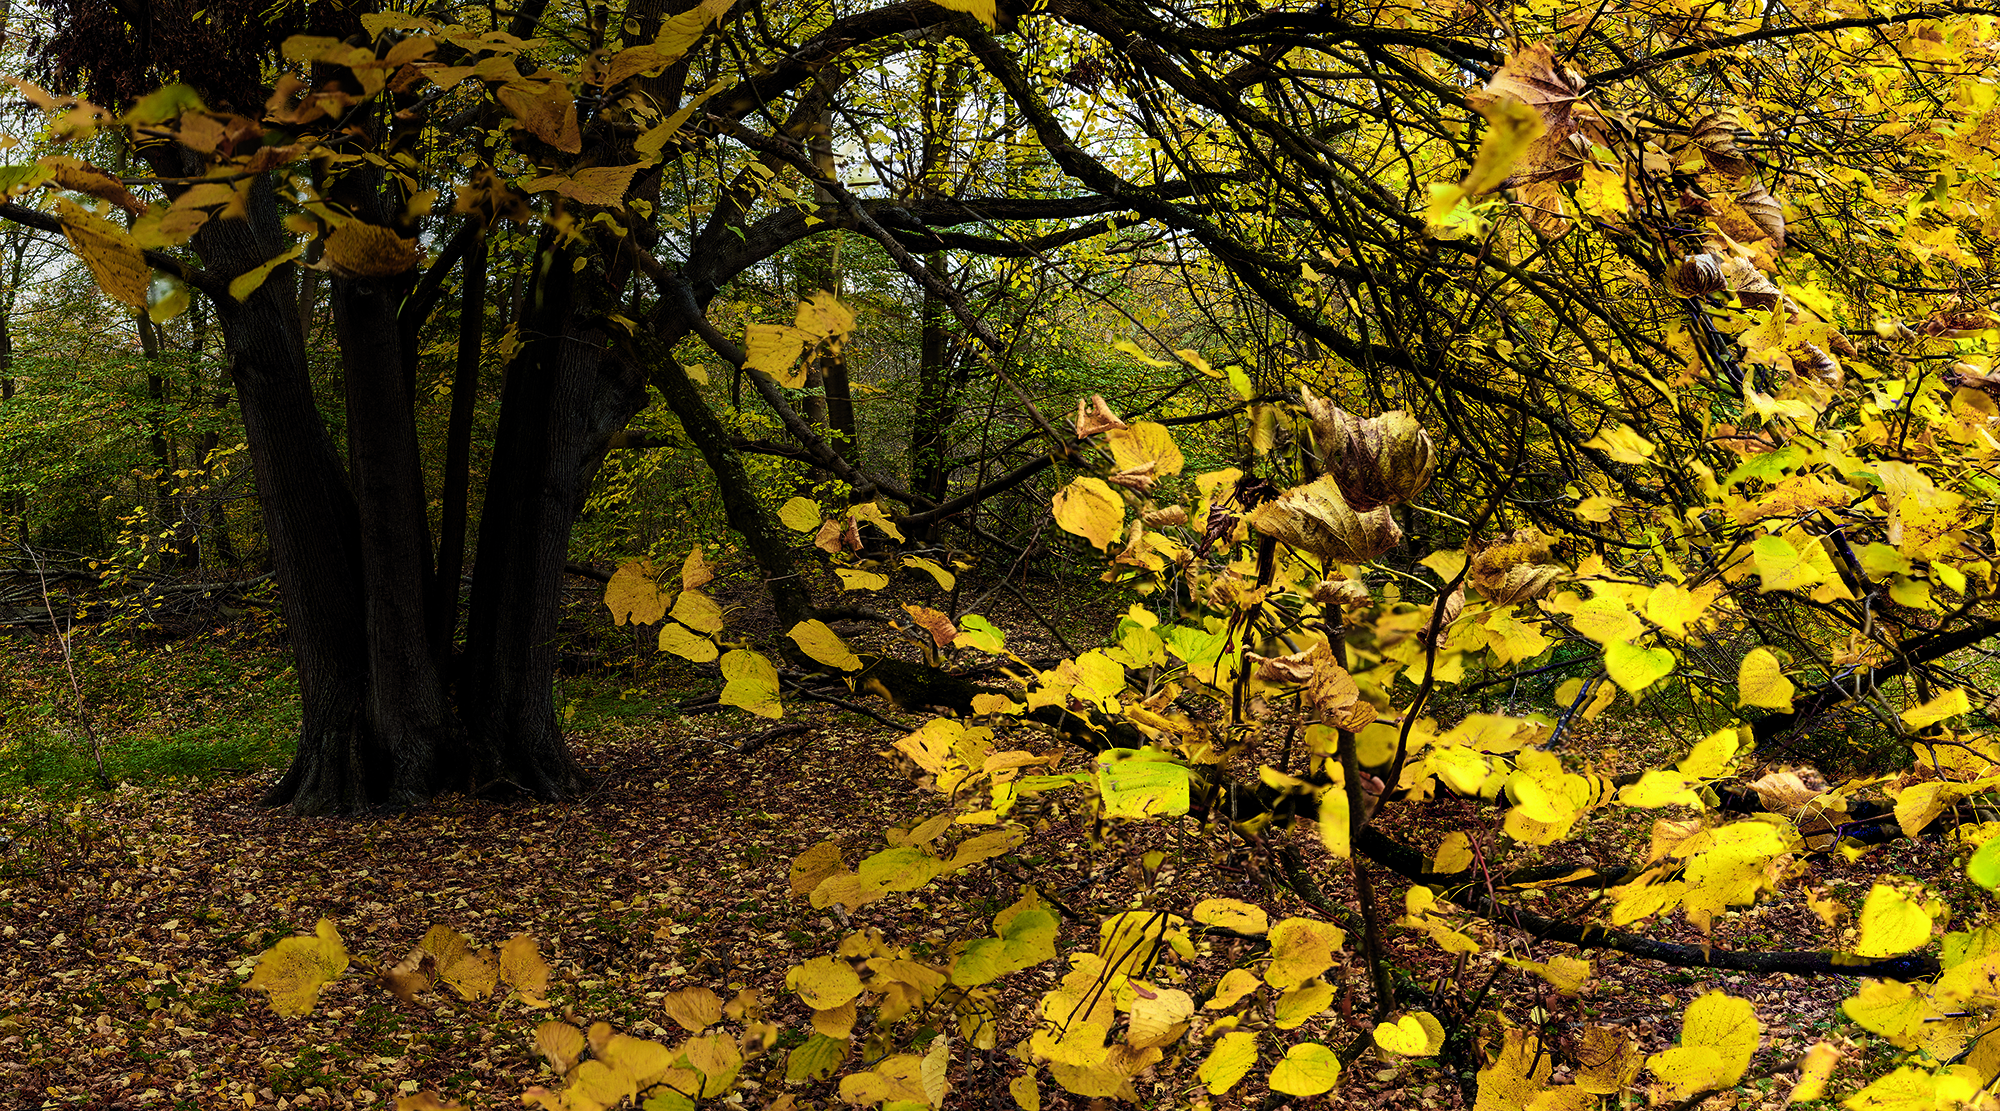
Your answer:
1265,917 -> 1344,989
1009,1073 -> 1041,1111
533,1020 -> 585,1073
1856,884 -> 1933,957
933,0 -> 997,26
788,954 -> 864,1010
795,289 -> 855,338
604,559 -> 669,625
1431,832 -> 1475,873
789,841 -> 843,896
778,496 -> 821,532
835,567 -> 889,591
1374,1012 -> 1446,1056
1679,727 -> 1743,778
789,619 -> 862,671
1573,1026 -> 1640,1095
680,544 -> 714,591
1477,1028 -> 1553,1110
1842,979 -> 1938,1048
1126,985 -> 1194,1047
1196,1030 -> 1259,1095
497,934 -> 549,1007
663,986 -> 724,1033
1603,640 -> 1674,695
902,555 -> 956,590
1106,422 -> 1185,476
658,623 -> 717,662
719,649 -> 781,718
1645,991 -> 1758,1099
1273,979 -> 1336,1029
1191,898 -> 1269,936
1790,1042 -> 1839,1103
57,198 -> 149,310
495,81 -> 581,153
670,589 -> 723,634
322,221 -> 422,278
1581,422 -> 1654,464
1427,95 -> 1546,232
246,918 -> 350,1017
522,163 -> 644,207
228,243 -> 305,302
743,322 -> 808,387
1736,648 -> 1795,710
1267,1041 -> 1342,1096
1905,689 -> 1971,729
1053,477 -> 1125,550
1317,786 -> 1351,859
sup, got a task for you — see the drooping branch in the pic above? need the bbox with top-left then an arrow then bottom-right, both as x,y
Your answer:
1354,826 -> 1940,982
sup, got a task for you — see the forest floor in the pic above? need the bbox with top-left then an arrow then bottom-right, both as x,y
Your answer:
0,579 -> 1935,1111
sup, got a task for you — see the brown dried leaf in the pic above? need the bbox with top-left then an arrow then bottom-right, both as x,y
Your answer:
1689,111 -> 1755,178
903,604 -> 958,649
496,81 -> 582,154
42,155 -> 142,215
498,934 -> 550,1006
1245,476 -> 1403,564
380,947 -> 435,1005
535,1020 -> 586,1074
56,199 -> 149,310
323,221 -> 423,278
1074,394 -> 1126,437
664,986 -> 725,1032
1733,180 -> 1784,247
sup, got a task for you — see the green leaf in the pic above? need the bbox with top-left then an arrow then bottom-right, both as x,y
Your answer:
1603,640 -> 1675,695
1195,1031 -> 1259,1095
950,906 -> 1058,986
1095,748 -> 1188,818
1969,837 -> 2000,891
957,614 -> 1005,653
1267,1042 -> 1342,1096
125,84 -> 205,125
785,1033 -> 848,1083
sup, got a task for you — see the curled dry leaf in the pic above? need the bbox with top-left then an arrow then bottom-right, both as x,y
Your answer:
1667,253 -> 1725,297
1141,505 -> 1188,527
1470,530 -> 1564,605
1244,475 -> 1403,564
903,604 -> 958,649
1733,180 -> 1785,247
1718,256 -> 1783,311
1074,393 -> 1126,437
1689,110 -> 1755,177
1310,577 -> 1371,608
1297,388 -> 1437,511
381,947 -> 436,1005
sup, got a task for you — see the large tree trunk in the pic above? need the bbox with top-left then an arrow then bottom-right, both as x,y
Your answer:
193,197 -> 381,815
459,246 -> 650,800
